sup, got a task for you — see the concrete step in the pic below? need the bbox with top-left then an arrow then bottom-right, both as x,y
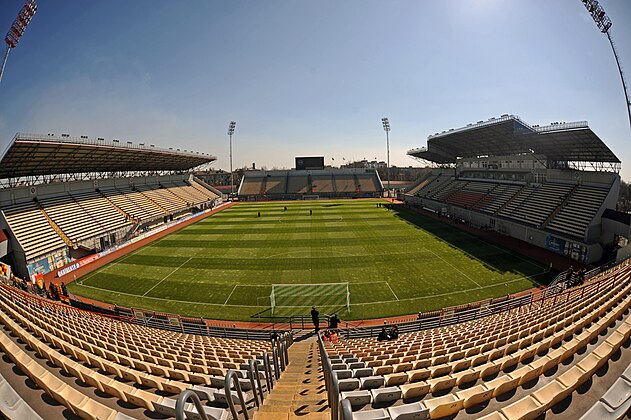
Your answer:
256,339 -> 328,417
254,411 -> 330,420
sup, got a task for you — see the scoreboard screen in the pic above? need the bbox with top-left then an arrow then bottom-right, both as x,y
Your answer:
295,156 -> 324,170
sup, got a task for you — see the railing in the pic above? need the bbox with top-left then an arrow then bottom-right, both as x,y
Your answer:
318,332 -> 341,420
174,389 -> 209,420
14,132 -> 215,159
174,331 -> 293,420
225,370 -> 251,420
531,121 -> 588,133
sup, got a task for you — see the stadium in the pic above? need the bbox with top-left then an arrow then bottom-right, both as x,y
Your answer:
1,1 -> 631,420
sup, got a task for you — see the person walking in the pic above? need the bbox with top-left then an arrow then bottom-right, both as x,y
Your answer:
311,306 -> 320,332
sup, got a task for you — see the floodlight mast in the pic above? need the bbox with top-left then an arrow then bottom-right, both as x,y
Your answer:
227,121 -> 236,197
581,0 -> 631,132
0,0 -> 37,84
381,117 -> 391,196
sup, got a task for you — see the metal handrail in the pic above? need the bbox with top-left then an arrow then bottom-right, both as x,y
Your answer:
263,352 -> 274,392
225,369 -> 250,420
340,398 -> 353,420
175,389 -> 209,420
271,347 -> 280,380
248,359 -> 264,407
317,332 -> 339,420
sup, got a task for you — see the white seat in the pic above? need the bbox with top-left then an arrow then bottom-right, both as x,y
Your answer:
341,390 -> 372,406
354,368 -> 374,378
360,376 -> 385,389
600,377 -> 631,411
370,386 -> 402,403
338,378 -> 361,391
349,408 -> 389,420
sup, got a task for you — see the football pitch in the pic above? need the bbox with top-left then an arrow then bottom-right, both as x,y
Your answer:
68,200 -> 555,322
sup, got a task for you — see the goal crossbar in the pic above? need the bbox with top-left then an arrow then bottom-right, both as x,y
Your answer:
270,283 -> 350,315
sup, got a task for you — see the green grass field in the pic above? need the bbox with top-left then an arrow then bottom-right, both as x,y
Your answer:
67,200 -> 555,321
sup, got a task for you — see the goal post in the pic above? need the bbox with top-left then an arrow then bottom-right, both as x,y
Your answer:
270,282 -> 350,317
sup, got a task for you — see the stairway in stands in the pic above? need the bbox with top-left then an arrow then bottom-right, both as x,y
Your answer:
254,337 -> 329,419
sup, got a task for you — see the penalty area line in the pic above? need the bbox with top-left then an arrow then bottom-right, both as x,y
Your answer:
142,256 -> 193,297
385,281 -> 399,301
223,283 -> 239,306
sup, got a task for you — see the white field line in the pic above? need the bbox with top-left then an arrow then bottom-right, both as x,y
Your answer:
79,233 -> 177,284
223,283 -> 238,306
78,246 -> 146,284
385,281 -> 399,301
427,249 -> 482,288
74,269 -> 549,309
75,283 -> 250,307
142,256 -> 193,297
355,270 -> 549,305
264,249 -> 360,259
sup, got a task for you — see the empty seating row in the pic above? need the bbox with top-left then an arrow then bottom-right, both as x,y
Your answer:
579,362 -> 631,419
548,185 -> 609,239
0,280 -> 287,419
39,194 -> 106,243
498,183 -> 573,226
1,201 -> 67,260
326,261 -> 631,419
335,175 -> 357,193
70,190 -> 130,233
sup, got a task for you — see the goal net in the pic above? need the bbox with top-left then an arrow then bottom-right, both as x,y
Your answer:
270,283 -> 350,317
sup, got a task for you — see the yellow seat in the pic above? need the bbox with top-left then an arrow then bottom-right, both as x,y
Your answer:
427,375 -> 456,393
400,381 -> 430,399
424,393 -> 464,419
531,379 -> 570,410
407,368 -> 430,382
499,395 -> 544,420
385,372 -> 408,386
455,383 -> 494,409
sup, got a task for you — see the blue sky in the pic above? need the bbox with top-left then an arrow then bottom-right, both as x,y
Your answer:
1,0 -> 630,179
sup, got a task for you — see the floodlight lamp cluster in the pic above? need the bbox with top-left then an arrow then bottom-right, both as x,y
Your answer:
381,117 -> 391,132
4,0 -> 37,49
581,0 -> 612,33
227,121 -> 236,136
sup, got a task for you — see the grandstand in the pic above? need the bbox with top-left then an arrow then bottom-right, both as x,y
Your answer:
0,120 -> 628,420
238,168 -> 383,200
0,133 -> 222,280
405,115 -> 629,265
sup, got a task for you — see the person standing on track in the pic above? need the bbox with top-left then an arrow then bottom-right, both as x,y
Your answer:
311,306 -> 320,332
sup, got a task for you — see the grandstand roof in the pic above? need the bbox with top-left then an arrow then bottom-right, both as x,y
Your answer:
407,115 -> 620,164
0,133 -> 216,179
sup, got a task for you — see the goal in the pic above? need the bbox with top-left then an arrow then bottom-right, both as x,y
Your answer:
270,283 -> 350,317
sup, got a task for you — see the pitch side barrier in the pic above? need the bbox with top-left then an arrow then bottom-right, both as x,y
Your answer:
338,257 -> 630,339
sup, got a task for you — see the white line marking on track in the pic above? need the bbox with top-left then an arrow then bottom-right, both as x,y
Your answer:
427,249 -> 482,287
223,284 -> 239,305
142,256 -> 193,297
385,281 -> 399,301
